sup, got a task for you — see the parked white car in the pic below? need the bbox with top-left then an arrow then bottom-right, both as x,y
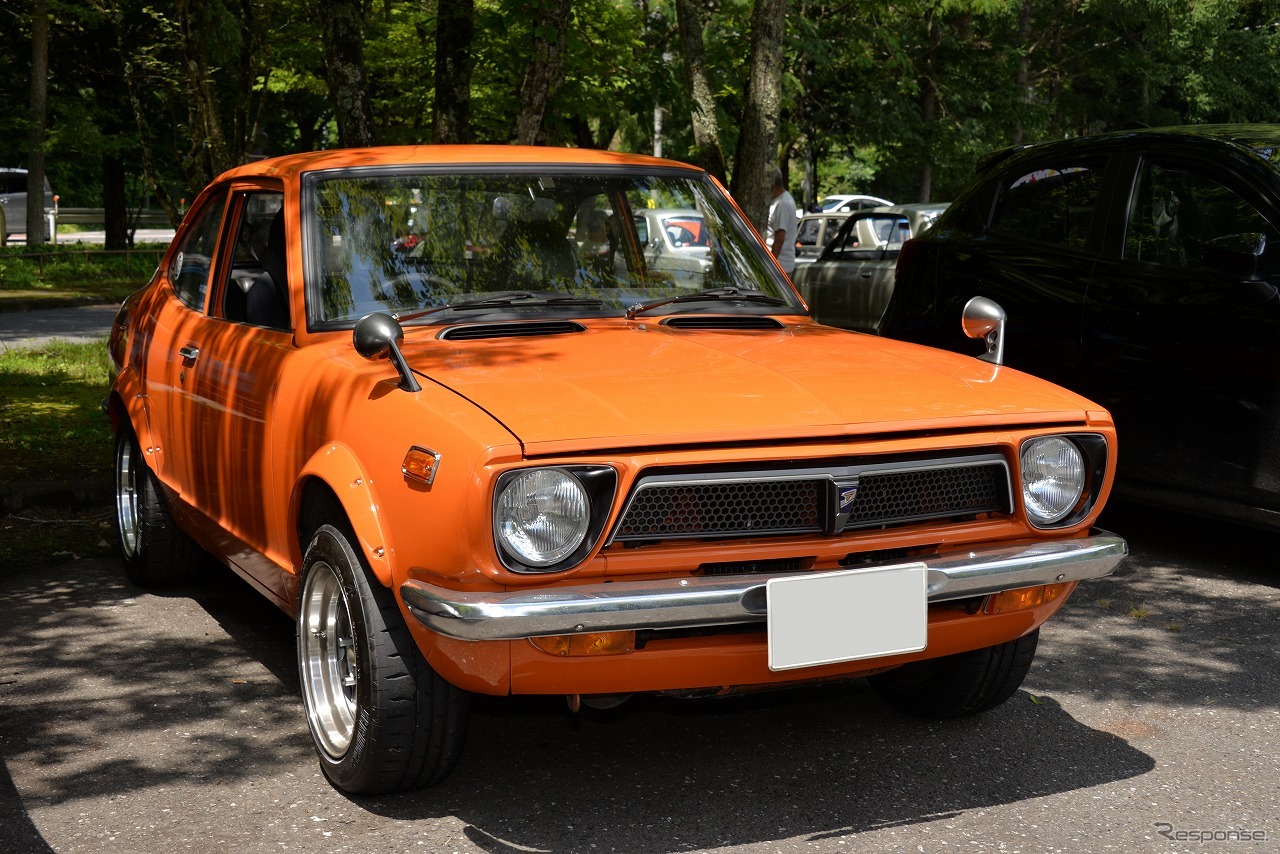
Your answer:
819,193 -> 894,213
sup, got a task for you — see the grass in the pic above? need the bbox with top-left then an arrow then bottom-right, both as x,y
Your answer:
0,339 -> 115,567
0,507 -> 116,566
0,340 -> 112,483
0,243 -> 164,310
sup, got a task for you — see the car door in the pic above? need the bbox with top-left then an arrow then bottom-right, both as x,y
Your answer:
794,211 -> 909,333
175,184 -> 295,593
141,187 -> 229,508
1083,153 -> 1280,514
924,154 -> 1117,386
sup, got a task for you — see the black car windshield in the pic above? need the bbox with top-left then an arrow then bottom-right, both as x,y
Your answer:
305,168 -> 801,325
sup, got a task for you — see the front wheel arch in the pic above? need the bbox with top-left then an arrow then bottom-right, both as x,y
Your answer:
289,444 -> 394,587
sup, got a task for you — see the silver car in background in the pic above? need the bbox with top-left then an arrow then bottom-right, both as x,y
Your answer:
794,211 -> 849,266
632,207 -> 712,283
0,168 -> 56,241
793,203 -> 948,333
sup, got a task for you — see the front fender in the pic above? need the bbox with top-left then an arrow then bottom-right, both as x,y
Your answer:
293,442 -> 395,588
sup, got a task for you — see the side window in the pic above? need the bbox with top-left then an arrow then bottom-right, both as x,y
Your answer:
827,215 -> 905,259
796,217 -> 821,248
989,158 -> 1106,250
825,219 -> 859,258
1124,160 -> 1277,273
169,193 -> 227,311
223,191 -> 286,326
632,215 -> 649,246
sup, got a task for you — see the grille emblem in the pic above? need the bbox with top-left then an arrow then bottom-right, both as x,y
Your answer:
831,478 -> 861,533
838,483 -> 860,512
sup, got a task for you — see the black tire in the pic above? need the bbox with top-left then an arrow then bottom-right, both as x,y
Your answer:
868,629 -> 1040,719
113,427 -> 197,587
297,524 -> 470,794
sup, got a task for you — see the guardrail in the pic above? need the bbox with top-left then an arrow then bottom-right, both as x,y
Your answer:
56,207 -> 173,227
4,248 -> 166,275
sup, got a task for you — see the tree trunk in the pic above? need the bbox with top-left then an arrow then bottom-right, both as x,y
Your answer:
321,0 -> 377,148
27,0 -> 49,246
674,0 -> 727,183
918,73 -> 936,203
512,0 -> 573,146
1012,0 -> 1032,146
731,0 -> 788,231
177,0 -> 235,185
433,0 -> 475,143
113,11 -> 181,227
103,154 -> 129,250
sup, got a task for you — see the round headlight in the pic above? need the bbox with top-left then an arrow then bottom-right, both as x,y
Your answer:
1021,437 -> 1086,526
495,469 -> 591,568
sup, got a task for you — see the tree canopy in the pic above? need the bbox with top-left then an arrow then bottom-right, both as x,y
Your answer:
3,0 -> 1278,240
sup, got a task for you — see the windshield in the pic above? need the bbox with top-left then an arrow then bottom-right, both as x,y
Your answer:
305,167 -> 801,326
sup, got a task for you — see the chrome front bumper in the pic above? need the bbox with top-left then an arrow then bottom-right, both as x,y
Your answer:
401,530 -> 1127,642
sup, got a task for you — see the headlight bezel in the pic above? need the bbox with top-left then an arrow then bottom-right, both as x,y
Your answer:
492,465 -> 617,573
1019,433 -> 1109,529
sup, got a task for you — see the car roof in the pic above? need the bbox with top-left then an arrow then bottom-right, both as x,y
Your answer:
979,124 -> 1280,172
218,145 -> 701,183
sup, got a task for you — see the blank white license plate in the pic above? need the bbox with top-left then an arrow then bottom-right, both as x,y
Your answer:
766,563 -> 928,671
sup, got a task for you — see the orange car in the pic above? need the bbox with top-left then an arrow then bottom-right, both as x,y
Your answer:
107,146 -> 1127,795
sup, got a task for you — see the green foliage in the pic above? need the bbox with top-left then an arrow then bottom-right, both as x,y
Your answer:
2,0 -> 1278,215
0,244 -> 161,306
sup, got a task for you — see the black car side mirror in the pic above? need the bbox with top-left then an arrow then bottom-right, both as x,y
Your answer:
354,312 -> 422,392
962,296 -> 1006,366
1205,232 -> 1265,278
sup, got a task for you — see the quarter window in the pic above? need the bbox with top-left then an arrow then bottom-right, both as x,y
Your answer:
1124,160 -> 1277,273
169,194 -> 227,311
990,159 -> 1106,250
826,214 -> 909,260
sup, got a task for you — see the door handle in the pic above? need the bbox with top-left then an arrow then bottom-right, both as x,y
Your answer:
178,346 -> 200,365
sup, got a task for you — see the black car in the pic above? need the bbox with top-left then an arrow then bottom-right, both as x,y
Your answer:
884,124 -> 1280,529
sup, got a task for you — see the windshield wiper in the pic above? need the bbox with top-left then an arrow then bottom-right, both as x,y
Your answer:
625,287 -> 787,319
396,293 -> 605,323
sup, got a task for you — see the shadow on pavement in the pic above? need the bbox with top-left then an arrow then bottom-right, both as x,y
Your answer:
16,505 -> 1276,851
1040,500 -> 1280,710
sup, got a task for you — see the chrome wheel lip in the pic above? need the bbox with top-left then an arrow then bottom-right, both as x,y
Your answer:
114,436 -> 140,559
300,559 -> 358,760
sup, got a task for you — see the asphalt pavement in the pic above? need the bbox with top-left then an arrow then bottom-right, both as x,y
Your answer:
0,503 -> 1276,853
0,304 -> 118,351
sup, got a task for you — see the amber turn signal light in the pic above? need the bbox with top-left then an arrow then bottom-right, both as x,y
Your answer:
402,446 -> 441,485
984,582 -> 1072,615
530,631 -> 636,657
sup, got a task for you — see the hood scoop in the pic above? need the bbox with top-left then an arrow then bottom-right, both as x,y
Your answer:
662,315 -> 785,331
439,320 -> 587,341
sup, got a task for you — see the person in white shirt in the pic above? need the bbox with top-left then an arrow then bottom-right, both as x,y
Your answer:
766,167 -> 798,275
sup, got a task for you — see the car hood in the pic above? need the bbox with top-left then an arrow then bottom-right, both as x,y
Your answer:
401,321 -> 1100,453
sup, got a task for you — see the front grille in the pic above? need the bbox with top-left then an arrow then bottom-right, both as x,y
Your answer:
614,478 -> 822,540
844,463 -> 1006,530
610,456 -> 1010,544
